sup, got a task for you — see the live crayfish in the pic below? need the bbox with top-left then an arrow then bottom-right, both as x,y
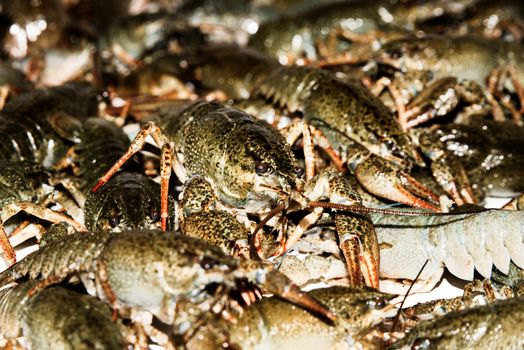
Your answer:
414,0 -> 524,43
387,276 -> 524,348
0,280 -> 125,350
0,83 -> 98,167
253,59 -> 482,207
187,286 -> 397,350
98,11 -> 208,83
373,208 -> 524,294
0,229 -> 335,346
388,295 -> 524,349
0,160 -> 86,266
430,120 -> 524,199
247,0 -> 473,64
153,45 -> 462,210
61,116 -> 171,232
93,99 -> 381,288
372,35 -> 524,126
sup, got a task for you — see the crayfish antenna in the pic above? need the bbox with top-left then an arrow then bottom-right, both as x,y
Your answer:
390,259 -> 429,332
307,201 -> 470,217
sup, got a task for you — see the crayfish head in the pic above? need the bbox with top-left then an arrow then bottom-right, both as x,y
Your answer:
309,287 -> 397,331
85,173 -> 169,231
215,111 -> 304,212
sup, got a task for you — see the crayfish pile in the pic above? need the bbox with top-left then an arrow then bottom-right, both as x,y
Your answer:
0,0 -> 523,349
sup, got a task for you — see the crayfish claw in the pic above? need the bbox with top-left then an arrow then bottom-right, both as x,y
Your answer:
337,214 -> 380,289
429,156 -> 477,206
355,154 -> 441,212
412,128 -> 478,206
237,259 -> 336,322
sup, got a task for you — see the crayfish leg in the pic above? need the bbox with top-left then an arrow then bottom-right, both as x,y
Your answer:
27,275 -> 64,297
96,260 -> 119,321
160,143 -> 174,231
0,85 -> 9,110
0,220 -> 16,265
310,126 -> 345,172
91,121 -> 167,192
3,201 -> 87,233
280,119 -> 316,180
285,208 -> 323,250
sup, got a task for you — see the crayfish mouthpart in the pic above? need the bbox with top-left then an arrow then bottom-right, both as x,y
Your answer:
250,203 -> 287,260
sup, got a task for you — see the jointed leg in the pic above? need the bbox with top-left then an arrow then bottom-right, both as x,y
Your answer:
160,143 -> 174,231
3,202 -> 87,233
92,122 -> 169,192
0,219 -> 15,265
97,260 -> 119,321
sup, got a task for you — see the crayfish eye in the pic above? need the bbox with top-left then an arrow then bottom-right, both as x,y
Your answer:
389,48 -> 403,60
295,166 -> 304,177
411,339 -> 431,349
150,208 -> 160,222
200,256 -> 219,270
109,216 -> 120,228
255,162 -> 269,175
384,139 -> 396,151
373,297 -> 387,308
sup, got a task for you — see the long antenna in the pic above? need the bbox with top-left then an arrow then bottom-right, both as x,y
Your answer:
391,259 -> 429,332
308,201 -> 466,217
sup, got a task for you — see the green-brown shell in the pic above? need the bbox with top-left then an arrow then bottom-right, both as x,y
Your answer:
0,282 -> 124,350
160,101 -> 301,210
257,66 -> 421,167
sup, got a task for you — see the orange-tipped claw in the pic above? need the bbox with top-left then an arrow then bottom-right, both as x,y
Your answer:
399,172 -> 441,205
355,154 -> 441,212
391,180 -> 440,212
238,259 -> 336,322
336,214 -> 380,289
264,267 -> 336,322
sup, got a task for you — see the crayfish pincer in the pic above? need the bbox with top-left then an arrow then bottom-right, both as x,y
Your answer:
0,230 -> 335,335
